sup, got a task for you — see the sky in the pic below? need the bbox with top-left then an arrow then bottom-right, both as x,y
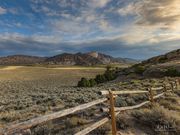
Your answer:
0,0 -> 180,59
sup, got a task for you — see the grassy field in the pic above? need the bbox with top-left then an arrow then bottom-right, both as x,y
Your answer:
0,66 -> 106,126
0,66 -> 179,135
0,66 -> 105,85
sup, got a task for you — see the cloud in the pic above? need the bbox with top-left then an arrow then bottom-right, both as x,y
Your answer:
136,0 -> 180,29
116,0 -> 180,45
0,7 -> 7,15
118,0 -> 180,30
89,0 -> 111,8
118,2 -> 136,16
0,0 -> 179,59
0,31 -> 179,59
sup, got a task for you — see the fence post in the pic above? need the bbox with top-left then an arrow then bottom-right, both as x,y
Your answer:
148,88 -> 154,106
170,82 -> 174,92
163,84 -> 167,92
176,79 -> 179,90
109,90 -> 117,135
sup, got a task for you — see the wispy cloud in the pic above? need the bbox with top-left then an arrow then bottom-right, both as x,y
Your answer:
0,6 -> 6,15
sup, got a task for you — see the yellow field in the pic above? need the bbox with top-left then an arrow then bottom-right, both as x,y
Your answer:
0,66 -> 105,84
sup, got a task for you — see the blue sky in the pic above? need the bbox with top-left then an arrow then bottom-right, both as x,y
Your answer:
0,0 -> 180,59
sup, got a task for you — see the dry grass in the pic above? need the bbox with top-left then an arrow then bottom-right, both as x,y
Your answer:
0,66 -> 105,126
0,67 -> 179,134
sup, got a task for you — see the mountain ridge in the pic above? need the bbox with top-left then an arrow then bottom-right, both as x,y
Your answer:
0,52 -> 138,66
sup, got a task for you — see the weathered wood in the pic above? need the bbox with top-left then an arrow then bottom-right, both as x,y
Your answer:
163,84 -> 167,92
153,92 -> 164,99
74,117 -> 109,135
1,98 -> 107,134
175,79 -> 179,90
100,101 -> 150,113
151,86 -> 164,91
109,90 -> 117,135
170,82 -> 174,92
148,88 -> 154,106
75,111 -> 121,135
99,90 -> 148,95
101,93 -> 165,113
115,101 -> 150,112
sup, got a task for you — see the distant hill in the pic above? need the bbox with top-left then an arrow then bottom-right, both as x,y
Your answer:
116,57 -> 140,64
0,55 -> 45,65
122,49 -> 180,78
0,52 -> 138,66
141,49 -> 180,65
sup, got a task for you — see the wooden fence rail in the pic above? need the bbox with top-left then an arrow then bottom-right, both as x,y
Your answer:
99,90 -> 148,95
1,98 -> 107,134
0,79 -> 179,135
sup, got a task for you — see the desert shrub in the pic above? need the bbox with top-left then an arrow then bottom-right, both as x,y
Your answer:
90,123 -> 110,135
31,122 -> 53,135
174,90 -> 180,96
116,114 -> 129,130
125,98 -> 136,106
65,116 -> 88,128
115,96 -> 127,107
164,68 -> 180,77
77,78 -> 90,87
133,94 -> 148,102
131,105 -> 180,134
134,65 -> 146,75
159,100 -> 180,111
0,111 -> 21,122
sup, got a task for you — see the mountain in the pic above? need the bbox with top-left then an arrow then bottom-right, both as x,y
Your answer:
45,51 -> 139,65
0,55 -> 45,65
0,52 -> 139,66
45,51 -> 132,65
45,52 -> 101,65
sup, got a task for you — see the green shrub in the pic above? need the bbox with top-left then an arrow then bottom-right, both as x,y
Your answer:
134,65 -> 146,75
95,74 -> 107,84
77,78 -> 90,87
77,66 -> 118,87
104,70 -> 116,81
164,68 -> 180,77
89,79 -> 97,87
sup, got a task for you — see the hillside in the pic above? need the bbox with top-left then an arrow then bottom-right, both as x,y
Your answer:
142,49 -> 180,65
0,55 -> 45,65
122,49 -> 180,78
0,52 -> 138,66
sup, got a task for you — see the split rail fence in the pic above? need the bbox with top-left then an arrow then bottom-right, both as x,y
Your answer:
0,79 -> 179,135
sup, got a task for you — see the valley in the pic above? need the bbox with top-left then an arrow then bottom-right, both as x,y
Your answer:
0,49 -> 180,135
